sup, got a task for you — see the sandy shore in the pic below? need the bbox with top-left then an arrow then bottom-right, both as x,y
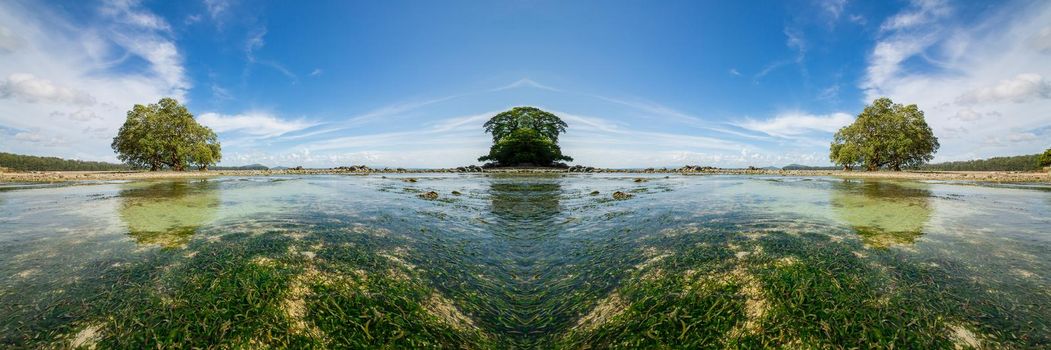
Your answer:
2,168 -> 1049,183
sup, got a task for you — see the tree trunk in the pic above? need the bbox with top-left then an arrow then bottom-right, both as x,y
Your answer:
150,164 -> 159,171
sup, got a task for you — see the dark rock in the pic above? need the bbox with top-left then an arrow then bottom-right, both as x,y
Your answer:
402,178 -> 417,183
418,191 -> 439,200
612,191 -> 633,200
451,191 -> 462,196
589,191 -> 600,196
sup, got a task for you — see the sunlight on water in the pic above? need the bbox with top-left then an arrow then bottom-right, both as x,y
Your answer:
1,174 -> 1049,348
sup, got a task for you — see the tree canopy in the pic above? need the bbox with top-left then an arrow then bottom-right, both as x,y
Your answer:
111,98 -> 221,171
479,107 -> 572,167
830,97 -> 939,171
483,107 -> 568,143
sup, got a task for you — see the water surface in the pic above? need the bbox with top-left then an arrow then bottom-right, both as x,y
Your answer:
1,174 -> 1049,348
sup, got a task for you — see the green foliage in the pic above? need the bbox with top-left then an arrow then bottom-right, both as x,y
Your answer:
479,128 -> 572,166
483,106 -> 568,143
917,153 -> 1044,171
479,107 -> 572,167
1039,148 -> 1051,169
0,152 -> 130,171
111,98 -> 221,171
830,97 -> 939,171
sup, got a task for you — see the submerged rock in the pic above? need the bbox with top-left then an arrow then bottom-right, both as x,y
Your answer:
419,191 -> 439,200
451,191 -> 462,196
633,178 -> 647,183
612,191 -> 633,200
590,191 -> 600,196
402,178 -> 418,183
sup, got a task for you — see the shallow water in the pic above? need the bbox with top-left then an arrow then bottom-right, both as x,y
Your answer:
1,174 -> 1049,348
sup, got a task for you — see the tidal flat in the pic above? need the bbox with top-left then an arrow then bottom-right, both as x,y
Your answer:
1,174 -> 1049,348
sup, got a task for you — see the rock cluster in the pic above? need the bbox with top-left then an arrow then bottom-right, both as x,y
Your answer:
678,165 -> 718,173
612,191 -> 633,200
334,165 -> 372,172
418,191 -> 439,200
568,165 -> 598,173
455,165 -> 484,172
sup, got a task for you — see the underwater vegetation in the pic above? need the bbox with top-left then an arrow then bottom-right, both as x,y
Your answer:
0,174 -> 1049,348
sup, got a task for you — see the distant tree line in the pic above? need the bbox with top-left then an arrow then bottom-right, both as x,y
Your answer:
0,152 -> 130,171
917,154 -> 1045,171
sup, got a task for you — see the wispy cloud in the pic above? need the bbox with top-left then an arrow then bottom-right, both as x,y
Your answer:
754,28 -> 808,81
198,112 -> 316,138
880,0 -> 950,32
736,112 -> 853,139
492,78 -> 561,92
243,28 -> 298,83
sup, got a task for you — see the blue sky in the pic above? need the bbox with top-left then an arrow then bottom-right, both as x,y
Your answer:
2,0 -> 1050,167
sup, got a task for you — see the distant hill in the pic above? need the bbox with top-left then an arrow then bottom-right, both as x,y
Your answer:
0,152 -> 130,171
212,164 -> 270,170
917,154 -> 1042,171
782,164 -> 838,171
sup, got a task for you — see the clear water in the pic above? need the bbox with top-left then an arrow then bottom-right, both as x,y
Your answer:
1,174 -> 1049,348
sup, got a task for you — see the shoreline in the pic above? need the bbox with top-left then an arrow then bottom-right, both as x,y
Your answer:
2,167 -> 1049,183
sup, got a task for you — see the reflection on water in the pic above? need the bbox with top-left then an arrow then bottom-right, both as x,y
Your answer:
830,180 -> 932,248
0,175 -> 1049,348
489,181 -> 562,218
118,180 -> 220,248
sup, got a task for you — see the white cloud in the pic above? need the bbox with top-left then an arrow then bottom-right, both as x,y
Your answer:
310,68 -> 323,77
736,112 -> 853,138
0,1 -> 188,161
0,73 -> 96,105
862,0 -> 1051,161
198,112 -> 316,138
956,73 -> 1051,104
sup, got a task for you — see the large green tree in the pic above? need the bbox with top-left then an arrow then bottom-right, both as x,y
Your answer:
112,98 -> 221,171
479,107 -> 572,167
830,97 -> 939,171
1039,148 -> 1051,169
